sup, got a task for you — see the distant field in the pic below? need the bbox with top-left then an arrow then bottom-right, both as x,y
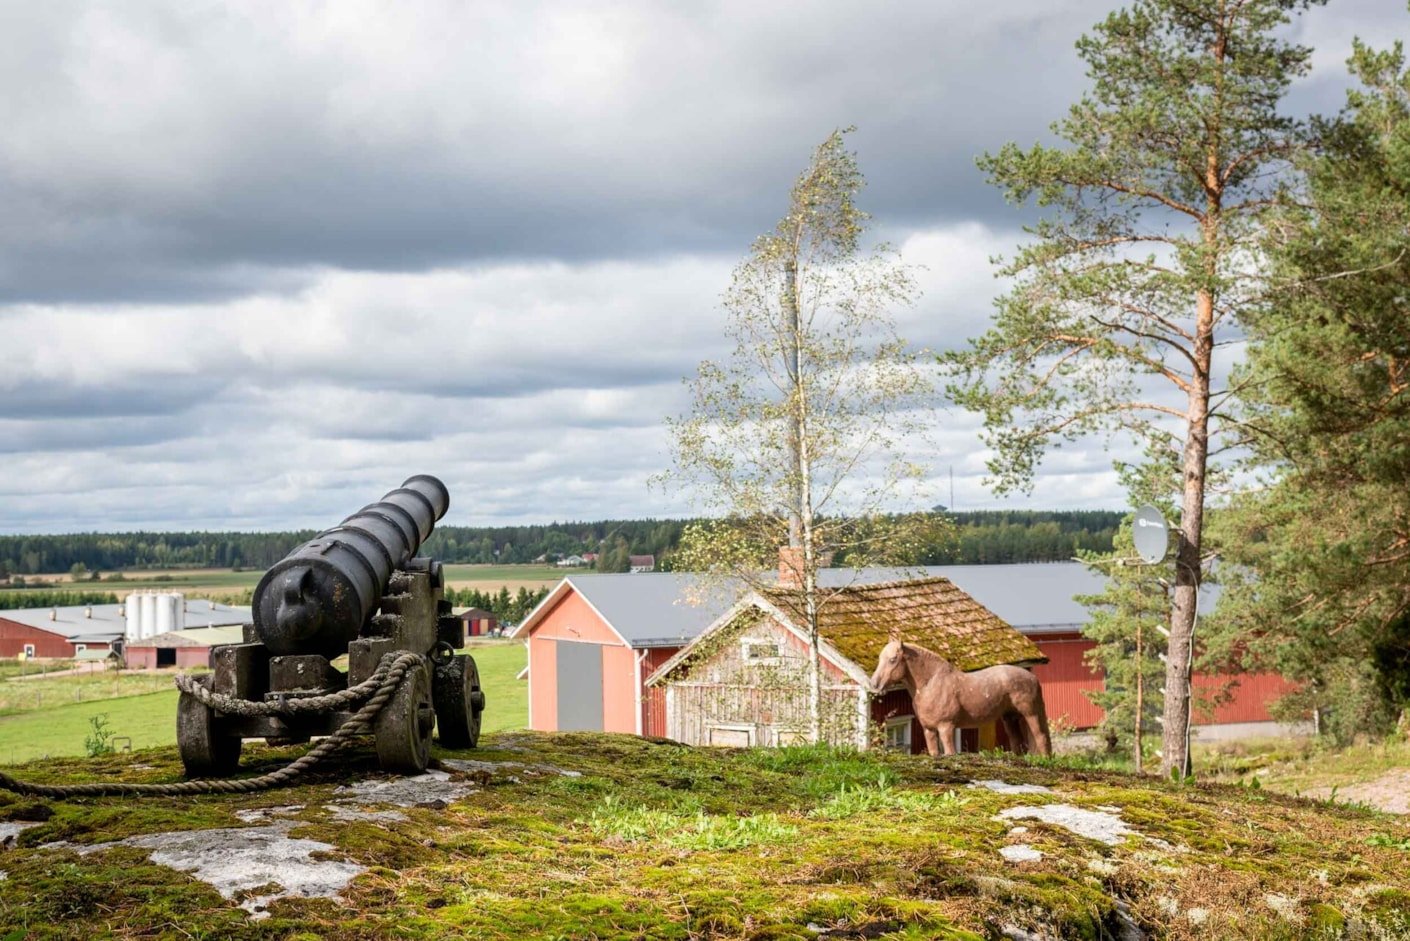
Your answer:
441,563 -> 565,591
0,640 -> 527,763
3,564 -> 566,598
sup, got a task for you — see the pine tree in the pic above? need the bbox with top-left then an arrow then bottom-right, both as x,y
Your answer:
1075,442 -> 1183,772
946,0 -> 1322,775
1219,34 -> 1410,740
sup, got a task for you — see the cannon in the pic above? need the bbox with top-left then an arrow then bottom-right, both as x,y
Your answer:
177,475 -> 486,777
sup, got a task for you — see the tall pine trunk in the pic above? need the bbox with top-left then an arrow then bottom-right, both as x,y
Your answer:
1161,288 -> 1214,777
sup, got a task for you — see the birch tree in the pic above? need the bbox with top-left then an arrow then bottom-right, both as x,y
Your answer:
667,129 -> 939,742
945,0 -> 1321,775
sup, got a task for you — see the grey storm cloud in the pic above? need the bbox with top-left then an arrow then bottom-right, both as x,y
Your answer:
1,0 -> 1406,532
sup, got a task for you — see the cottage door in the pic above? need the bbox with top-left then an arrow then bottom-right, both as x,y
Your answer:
556,640 -> 603,732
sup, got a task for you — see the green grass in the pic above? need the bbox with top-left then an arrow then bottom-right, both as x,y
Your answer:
462,640 -> 526,734
0,690 -> 181,764
0,642 -> 526,763
0,671 -> 181,716
1197,735 -> 1410,797
0,659 -> 75,681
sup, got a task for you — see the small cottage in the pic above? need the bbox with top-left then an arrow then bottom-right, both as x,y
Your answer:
645,576 -> 1046,753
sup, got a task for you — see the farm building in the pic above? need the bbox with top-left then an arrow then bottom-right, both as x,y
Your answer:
456,607 -> 498,637
0,603 -> 127,659
646,577 -> 1045,752
513,562 -> 1303,746
124,624 -> 248,669
628,555 -> 655,573
0,598 -> 251,662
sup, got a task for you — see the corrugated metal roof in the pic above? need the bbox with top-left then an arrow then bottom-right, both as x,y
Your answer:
560,573 -> 736,647
128,625 -> 248,648
558,563 -> 1221,648
0,601 -> 252,639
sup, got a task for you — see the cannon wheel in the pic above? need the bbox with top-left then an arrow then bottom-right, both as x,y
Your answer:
433,654 -> 485,749
177,675 -> 242,777
375,657 -> 434,773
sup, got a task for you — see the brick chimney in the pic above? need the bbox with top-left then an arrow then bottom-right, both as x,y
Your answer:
778,546 -> 804,589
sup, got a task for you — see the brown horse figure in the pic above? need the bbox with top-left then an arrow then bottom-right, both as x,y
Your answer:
870,637 -> 1051,756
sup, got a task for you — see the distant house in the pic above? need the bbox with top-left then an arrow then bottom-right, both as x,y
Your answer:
582,553 -> 599,565
457,607 -> 498,637
556,555 -> 586,568
628,555 -> 655,573
647,576 -> 1045,752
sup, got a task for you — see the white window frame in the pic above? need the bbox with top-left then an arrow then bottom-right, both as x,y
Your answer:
74,644 -> 87,654
706,723 -> 755,747
22,644 -> 35,658
773,728 -> 807,747
740,639 -> 781,663
884,716 -> 913,752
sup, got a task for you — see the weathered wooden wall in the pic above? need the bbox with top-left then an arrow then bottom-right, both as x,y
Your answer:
661,615 -> 865,748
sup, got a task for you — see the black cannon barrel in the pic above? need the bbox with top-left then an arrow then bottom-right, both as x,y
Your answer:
252,475 -> 450,656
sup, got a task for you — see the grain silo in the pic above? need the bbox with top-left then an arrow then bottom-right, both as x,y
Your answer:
154,592 -> 175,636
124,593 -> 141,640
140,592 -> 158,640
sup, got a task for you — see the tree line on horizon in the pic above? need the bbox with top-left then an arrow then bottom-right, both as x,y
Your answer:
0,509 -> 1123,580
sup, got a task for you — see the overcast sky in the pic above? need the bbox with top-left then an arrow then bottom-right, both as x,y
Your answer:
2,0 -> 1404,533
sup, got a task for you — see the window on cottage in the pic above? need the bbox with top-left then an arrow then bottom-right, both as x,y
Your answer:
884,717 -> 913,752
708,726 -> 753,747
742,641 -> 780,661
22,644 -> 35,658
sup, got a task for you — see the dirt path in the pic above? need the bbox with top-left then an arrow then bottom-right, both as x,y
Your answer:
1307,768 -> 1410,814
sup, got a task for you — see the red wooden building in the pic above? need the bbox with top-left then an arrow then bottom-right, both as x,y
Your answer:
514,563 -> 1303,746
0,618 -> 78,659
457,607 -> 498,637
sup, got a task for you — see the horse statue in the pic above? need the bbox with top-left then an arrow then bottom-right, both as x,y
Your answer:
870,637 -> 1051,756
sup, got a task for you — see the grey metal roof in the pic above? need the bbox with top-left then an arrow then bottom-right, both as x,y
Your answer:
0,601 -> 252,639
563,573 -> 737,647
563,562 -> 1222,647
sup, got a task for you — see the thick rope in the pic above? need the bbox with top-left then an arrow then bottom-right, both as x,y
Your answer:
0,651 -> 425,799
173,654 -> 402,717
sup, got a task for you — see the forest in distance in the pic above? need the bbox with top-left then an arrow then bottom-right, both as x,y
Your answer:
0,509 -> 1122,578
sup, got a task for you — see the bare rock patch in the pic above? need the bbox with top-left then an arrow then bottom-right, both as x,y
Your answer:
69,821 -> 363,919
996,804 -> 1135,846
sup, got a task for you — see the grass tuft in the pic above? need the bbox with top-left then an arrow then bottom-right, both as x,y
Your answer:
808,776 -> 968,820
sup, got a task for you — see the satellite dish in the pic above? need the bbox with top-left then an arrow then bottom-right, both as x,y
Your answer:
1131,505 -> 1170,564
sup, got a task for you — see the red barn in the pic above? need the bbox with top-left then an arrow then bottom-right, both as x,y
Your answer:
0,604 -> 126,659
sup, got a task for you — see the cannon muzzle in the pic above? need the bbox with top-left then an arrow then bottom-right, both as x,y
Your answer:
252,475 -> 450,656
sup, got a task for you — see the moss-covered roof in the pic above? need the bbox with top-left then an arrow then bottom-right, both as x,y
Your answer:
762,576 -> 1046,672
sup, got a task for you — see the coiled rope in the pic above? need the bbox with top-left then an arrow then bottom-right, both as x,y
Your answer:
0,651 -> 424,799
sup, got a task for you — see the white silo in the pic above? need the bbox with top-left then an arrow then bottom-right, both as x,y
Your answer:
141,592 -> 158,640
125,593 -> 141,641
155,592 -> 175,637
172,593 -> 186,633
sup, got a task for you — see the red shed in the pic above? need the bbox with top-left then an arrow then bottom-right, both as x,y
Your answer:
457,607 -> 499,637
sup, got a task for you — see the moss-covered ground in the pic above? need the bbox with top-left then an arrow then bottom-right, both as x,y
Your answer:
0,734 -> 1407,940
